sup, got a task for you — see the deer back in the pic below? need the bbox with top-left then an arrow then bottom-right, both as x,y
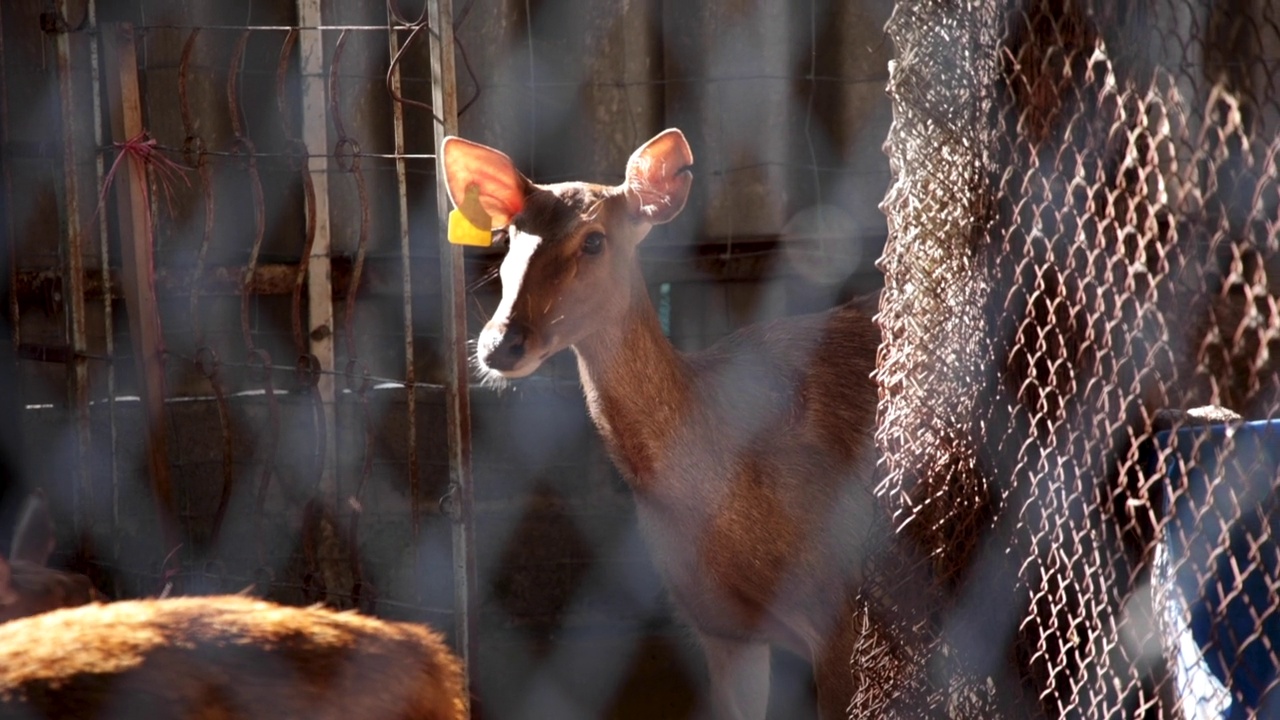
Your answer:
0,594 -> 466,720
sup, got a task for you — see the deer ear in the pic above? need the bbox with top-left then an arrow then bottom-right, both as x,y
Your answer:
10,491 -> 55,567
624,129 -> 693,225
0,555 -> 14,605
441,137 -> 529,228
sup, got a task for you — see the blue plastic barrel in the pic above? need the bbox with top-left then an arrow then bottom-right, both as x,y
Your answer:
1155,420 -> 1280,719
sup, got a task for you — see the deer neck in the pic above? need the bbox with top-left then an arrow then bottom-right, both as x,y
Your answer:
572,267 -> 690,490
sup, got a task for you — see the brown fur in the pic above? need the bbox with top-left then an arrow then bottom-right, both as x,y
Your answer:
445,129 -> 905,718
0,491 -> 99,623
0,595 -> 466,720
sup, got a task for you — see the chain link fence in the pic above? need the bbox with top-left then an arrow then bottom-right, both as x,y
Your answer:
876,0 -> 1280,717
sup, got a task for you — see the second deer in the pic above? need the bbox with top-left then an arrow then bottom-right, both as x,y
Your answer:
442,129 -> 911,718
0,594 -> 467,720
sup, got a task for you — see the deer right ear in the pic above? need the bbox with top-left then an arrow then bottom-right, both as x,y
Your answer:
10,491 -> 55,567
0,556 -> 15,605
441,137 -> 528,228
624,128 -> 694,225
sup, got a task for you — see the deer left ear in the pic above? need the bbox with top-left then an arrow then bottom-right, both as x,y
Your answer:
623,129 -> 693,225
441,136 -> 529,228
10,491 -> 55,567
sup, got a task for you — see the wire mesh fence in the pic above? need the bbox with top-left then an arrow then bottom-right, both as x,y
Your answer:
878,0 -> 1280,717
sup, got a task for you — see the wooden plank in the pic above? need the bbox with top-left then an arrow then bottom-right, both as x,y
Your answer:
427,0 -> 480,715
100,23 -> 178,552
295,0 -> 338,505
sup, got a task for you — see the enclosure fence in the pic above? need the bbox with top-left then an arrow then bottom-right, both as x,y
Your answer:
875,0 -> 1280,717
10,0 -> 1280,717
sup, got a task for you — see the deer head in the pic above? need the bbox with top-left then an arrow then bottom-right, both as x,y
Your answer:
441,129 -> 694,380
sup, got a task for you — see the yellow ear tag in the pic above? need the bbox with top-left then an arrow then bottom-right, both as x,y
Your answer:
447,184 -> 494,247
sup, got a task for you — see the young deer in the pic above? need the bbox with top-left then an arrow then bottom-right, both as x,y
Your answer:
0,594 -> 466,720
0,491 -> 100,623
442,129 -> 902,718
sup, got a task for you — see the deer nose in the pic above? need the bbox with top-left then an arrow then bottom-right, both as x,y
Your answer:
479,321 -> 528,370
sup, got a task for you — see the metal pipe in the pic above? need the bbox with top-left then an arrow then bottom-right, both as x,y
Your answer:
84,0 -> 119,581
295,0 -> 338,503
53,0 -> 94,540
385,11 -> 422,601
427,0 -> 479,714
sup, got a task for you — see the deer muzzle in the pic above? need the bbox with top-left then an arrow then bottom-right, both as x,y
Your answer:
477,319 -> 542,378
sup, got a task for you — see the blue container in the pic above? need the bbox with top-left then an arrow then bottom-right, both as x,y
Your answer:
1155,420 -> 1280,718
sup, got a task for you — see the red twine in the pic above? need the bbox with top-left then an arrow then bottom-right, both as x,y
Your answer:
157,542 -> 184,599
94,131 -> 190,360
94,131 -> 191,228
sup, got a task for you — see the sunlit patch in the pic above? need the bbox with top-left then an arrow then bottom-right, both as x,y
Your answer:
467,339 -> 511,390
498,229 -> 543,302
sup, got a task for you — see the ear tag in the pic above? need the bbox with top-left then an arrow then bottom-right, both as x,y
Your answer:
447,183 -> 494,247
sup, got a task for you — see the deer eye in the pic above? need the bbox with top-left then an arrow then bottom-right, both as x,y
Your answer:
581,232 -> 605,256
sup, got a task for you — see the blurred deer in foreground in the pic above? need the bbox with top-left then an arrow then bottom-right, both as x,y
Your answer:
0,490 -> 99,622
0,594 -> 466,720
443,129 -> 907,718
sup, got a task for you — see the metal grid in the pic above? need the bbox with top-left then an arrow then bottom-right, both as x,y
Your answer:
0,0 -> 478,709
4,1 -> 899,717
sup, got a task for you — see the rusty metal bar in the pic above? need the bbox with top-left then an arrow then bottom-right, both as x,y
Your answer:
295,0 -> 338,504
100,23 -> 179,553
1,257 -> 452,298
84,0 -> 120,565
0,8 -> 17,351
53,0 -> 94,539
11,235 -> 875,311
427,0 -> 479,713
385,14 -> 422,600
0,2 -> 27,521
15,260 -> 385,299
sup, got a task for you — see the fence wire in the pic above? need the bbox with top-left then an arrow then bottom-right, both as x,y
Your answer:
876,0 -> 1280,717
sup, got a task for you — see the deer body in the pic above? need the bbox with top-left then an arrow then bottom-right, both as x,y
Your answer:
0,595 -> 465,720
579,295 -> 882,637
442,130 -> 897,719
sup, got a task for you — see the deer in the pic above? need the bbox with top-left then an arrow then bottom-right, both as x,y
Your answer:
0,594 -> 467,720
441,129 -> 911,719
0,490 -> 100,623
